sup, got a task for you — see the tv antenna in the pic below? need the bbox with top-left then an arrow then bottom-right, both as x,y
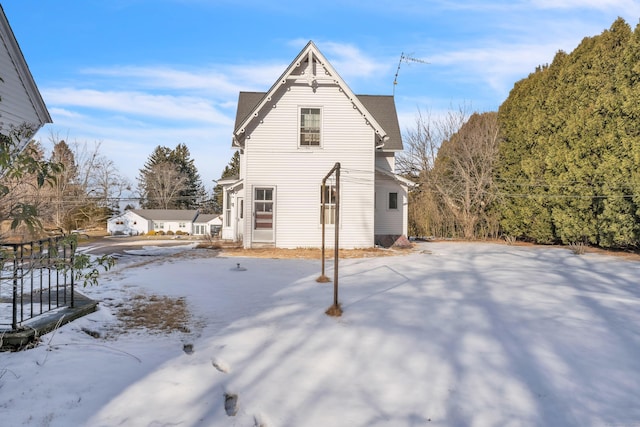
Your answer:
393,52 -> 429,95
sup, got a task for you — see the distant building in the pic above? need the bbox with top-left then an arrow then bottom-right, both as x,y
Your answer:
107,209 -> 221,236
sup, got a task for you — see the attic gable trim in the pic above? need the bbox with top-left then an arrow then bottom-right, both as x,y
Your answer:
233,41 -> 388,145
0,6 -> 52,126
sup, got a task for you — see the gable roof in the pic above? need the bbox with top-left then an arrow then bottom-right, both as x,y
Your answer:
232,40 -> 393,148
194,213 -> 221,224
234,92 -> 403,151
130,209 -> 199,222
0,6 -> 51,147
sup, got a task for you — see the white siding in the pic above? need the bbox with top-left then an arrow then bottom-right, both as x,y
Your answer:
107,212 -> 149,235
242,74 -> 375,249
0,11 -> 50,141
375,152 -> 396,172
374,173 -> 408,236
153,220 -> 190,234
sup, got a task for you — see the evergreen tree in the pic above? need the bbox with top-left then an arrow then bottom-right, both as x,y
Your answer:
138,144 -> 205,209
47,140 -> 82,230
169,143 -> 205,209
497,18 -> 640,248
212,151 -> 240,214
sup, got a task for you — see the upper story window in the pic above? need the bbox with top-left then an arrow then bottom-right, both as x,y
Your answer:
300,107 -> 321,147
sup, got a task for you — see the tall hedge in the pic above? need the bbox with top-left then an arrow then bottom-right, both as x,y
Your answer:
497,18 -> 640,248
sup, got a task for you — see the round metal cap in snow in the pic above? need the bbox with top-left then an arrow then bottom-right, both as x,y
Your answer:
231,263 -> 247,271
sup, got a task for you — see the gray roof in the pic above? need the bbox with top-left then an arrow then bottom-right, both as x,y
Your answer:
234,92 -> 265,131
130,209 -> 199,221
358,95 -> 403,151
194,214 -> 220,223
234,92 -> 403,151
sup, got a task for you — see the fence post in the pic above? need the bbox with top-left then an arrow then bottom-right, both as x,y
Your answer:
11,245 -> 18,330
69,237 -> 75,308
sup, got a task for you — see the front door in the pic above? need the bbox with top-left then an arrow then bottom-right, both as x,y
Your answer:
253,187 -> 274,243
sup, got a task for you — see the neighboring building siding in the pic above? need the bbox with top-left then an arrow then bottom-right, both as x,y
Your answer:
152,220 -> 191,234
0,6 -> 51,145
107,211 -> 149,235
242,71 -> 375,249
107,209 -> 202,236
0,50 -> 41,132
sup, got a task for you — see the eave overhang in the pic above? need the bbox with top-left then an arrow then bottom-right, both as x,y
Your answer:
376,167 -> 417,187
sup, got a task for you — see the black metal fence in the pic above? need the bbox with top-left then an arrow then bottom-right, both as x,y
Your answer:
0,236 -> 76,331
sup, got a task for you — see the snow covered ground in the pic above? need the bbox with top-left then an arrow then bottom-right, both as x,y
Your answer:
1,241 -> 639,427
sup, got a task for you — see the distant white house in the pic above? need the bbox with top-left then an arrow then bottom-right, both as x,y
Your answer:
107,210 -> 221,236
220,41 -> 413,249
193,213 -> 222,237
0,5 -> 51,149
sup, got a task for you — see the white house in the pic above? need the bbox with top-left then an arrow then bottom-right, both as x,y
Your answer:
107,210 -> 149,236
193,213 -> 222,237
220,41 -> 412,249
0,5 -> 51,149
107,210 -> 218,236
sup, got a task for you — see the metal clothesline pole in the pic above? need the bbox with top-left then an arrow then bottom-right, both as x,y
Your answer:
317,162 -> 342,316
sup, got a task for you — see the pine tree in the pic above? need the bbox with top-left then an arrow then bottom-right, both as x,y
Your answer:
138,144 -> 205,209
497,18 -> 640,248
212,151 -> 240,214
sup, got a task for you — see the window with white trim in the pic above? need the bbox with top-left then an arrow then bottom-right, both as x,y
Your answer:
225,190 -> 232,226
300,107 -> 321,147
320,184 -> 336,224
388,192 -> 398,210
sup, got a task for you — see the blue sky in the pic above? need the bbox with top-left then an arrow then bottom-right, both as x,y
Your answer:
3,0 -> 640,191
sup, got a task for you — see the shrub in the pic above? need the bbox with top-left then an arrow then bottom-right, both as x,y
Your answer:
157,230 -> 165,236
504,235 -> 516,245
175,230 -> 184,236
147,230 -> 157,236
568,241 -> 586,255
166,230 -> 175,236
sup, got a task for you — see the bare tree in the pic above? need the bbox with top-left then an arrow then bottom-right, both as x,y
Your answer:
397,109 -> 438,177
401,106 -> 500,239
74,140 -> 130,217
89,156 -> 130,209
432,112 -> 500,239
143,162 -> 188,209
40,135 -> 130,232
397,106 -> 470,177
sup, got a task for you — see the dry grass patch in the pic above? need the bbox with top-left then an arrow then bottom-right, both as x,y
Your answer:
115,293 -> 192,334
221,246 -> 411,259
